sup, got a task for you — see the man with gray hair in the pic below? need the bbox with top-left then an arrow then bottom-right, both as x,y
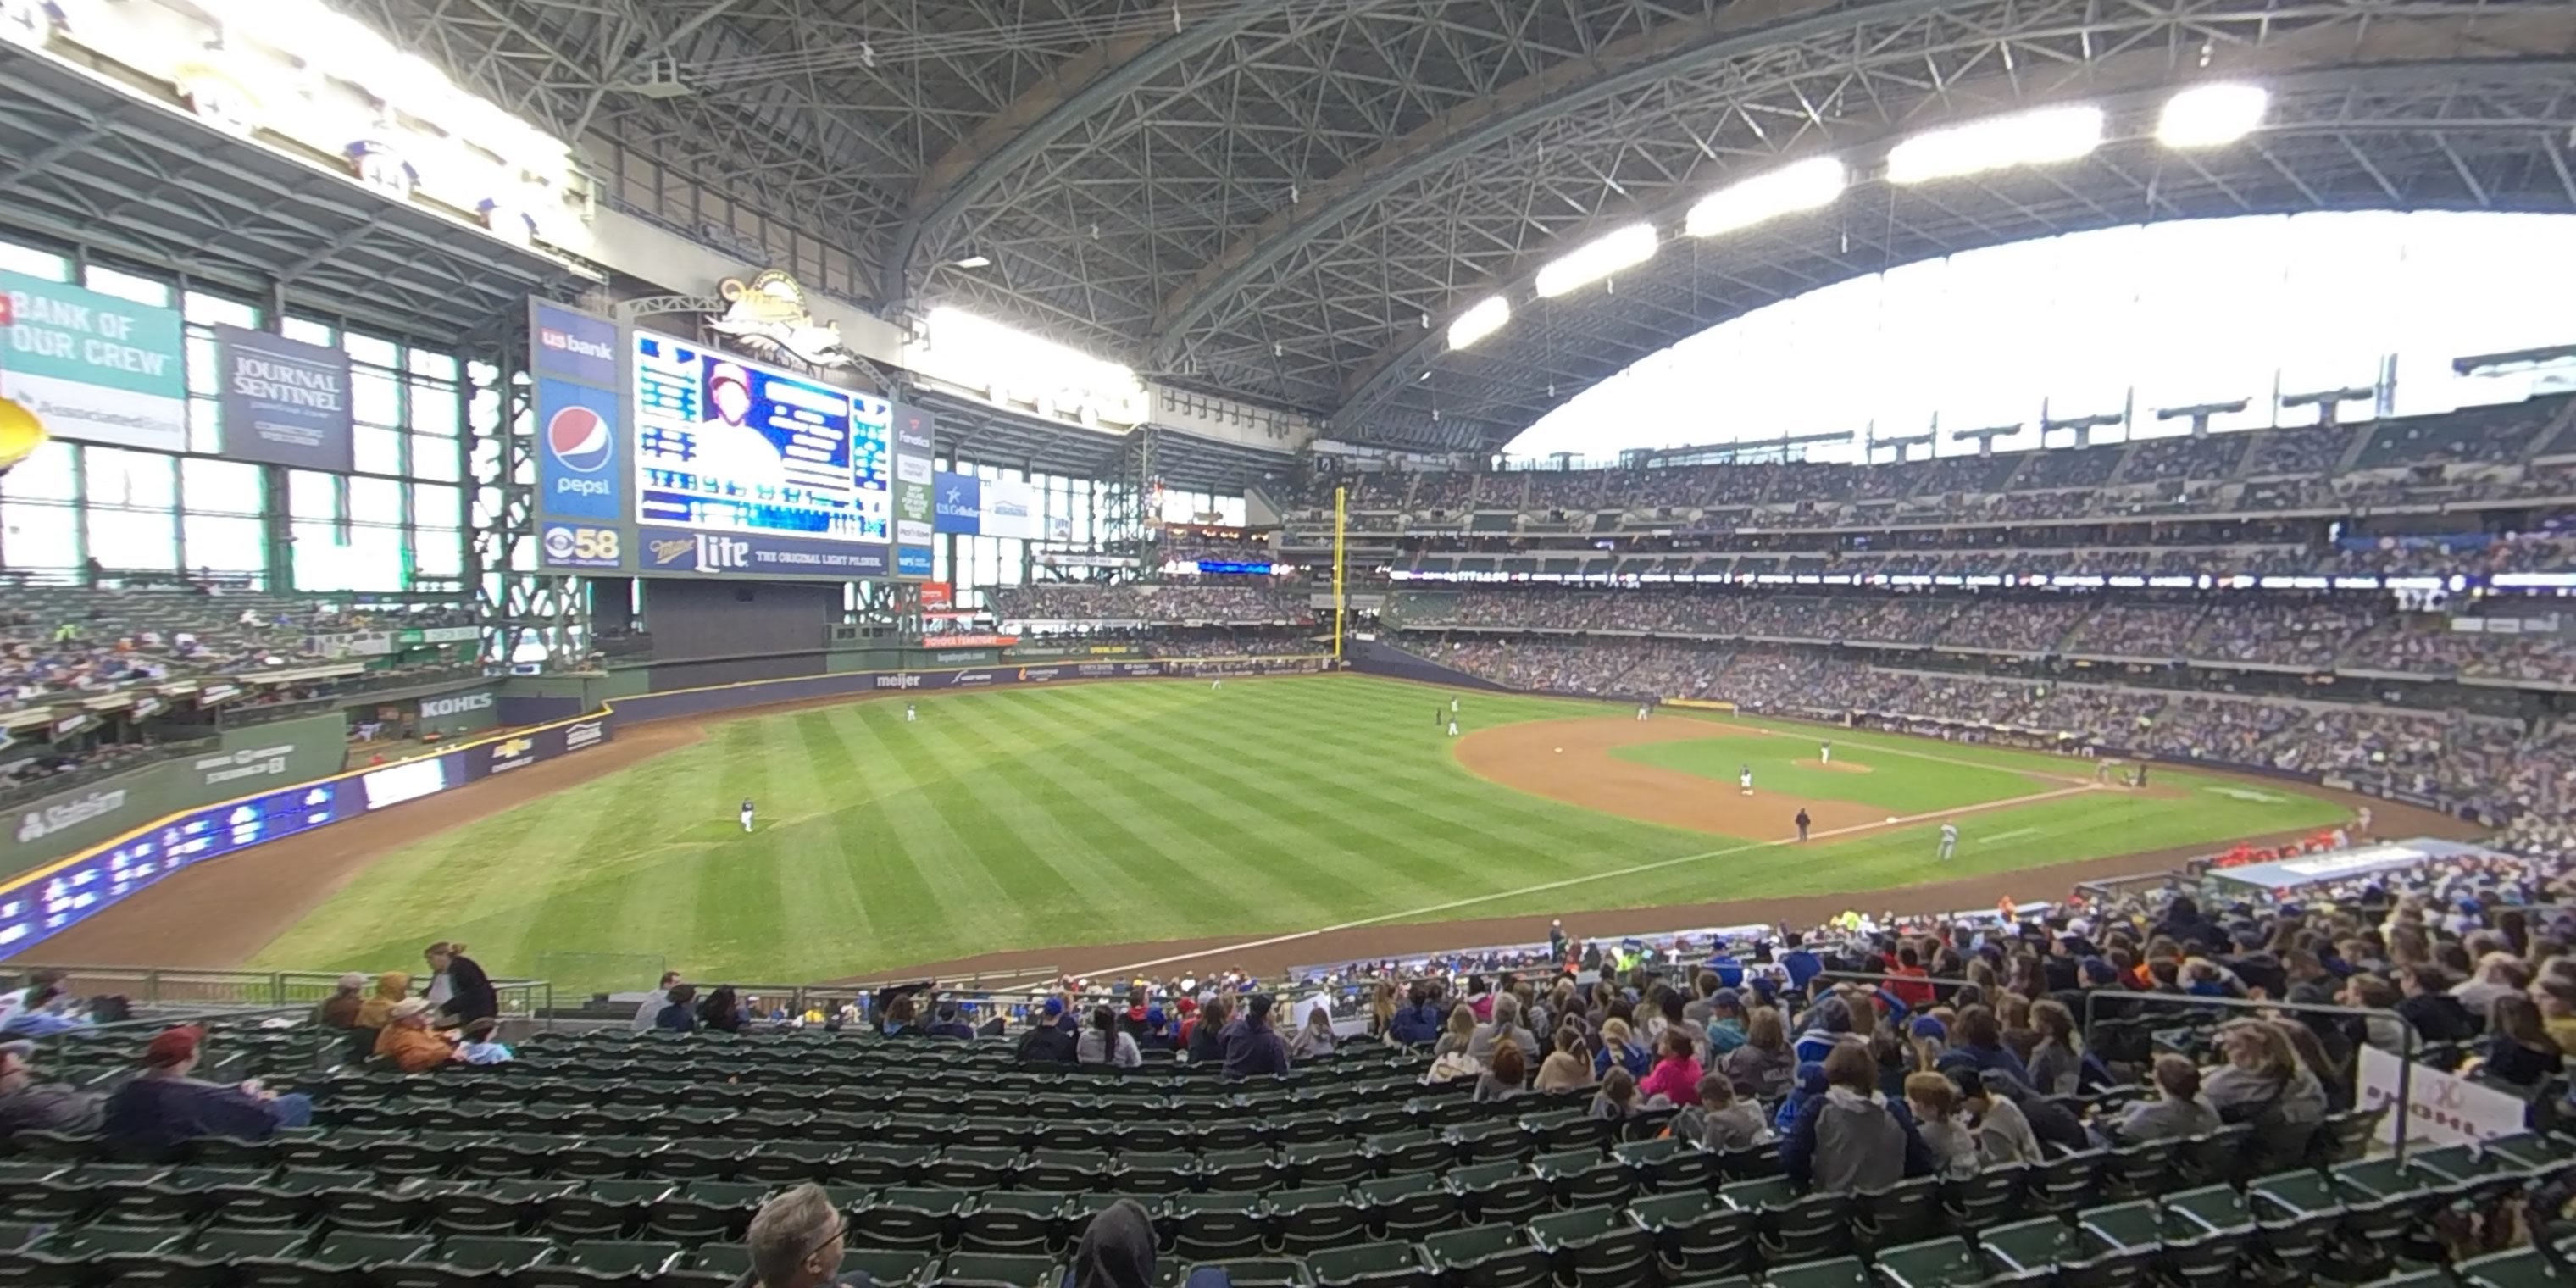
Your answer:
734,1183 -> 870,1288
634,973 -> 682,1033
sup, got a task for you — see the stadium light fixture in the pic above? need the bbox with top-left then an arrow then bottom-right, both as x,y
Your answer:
950,254 -> 993,269
1534,223 -> 1659,298
1885,106 -> 2104,184
1685,157 -> 1848,238
1446,296 -> 1512,352
2157,83 -> 2268,149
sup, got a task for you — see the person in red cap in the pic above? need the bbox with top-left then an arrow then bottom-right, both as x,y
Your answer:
102,1025 -> 310,1156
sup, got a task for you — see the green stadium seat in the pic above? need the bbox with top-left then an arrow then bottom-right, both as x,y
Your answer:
652,1138 -> 758,1181
2097,1137 -> 2179,1200
1444,1120 -> 1533,1165
1519,1108 -> 1607,1153
1627,1189 -> 1757,1281
2155,1184 -> 2253,1288
1972,1216 -> 2075,1286
1421,1221 -> 1549,1288
1725,1177 -> 1845,1268
1198,1148 -> 1285,1192
931,1252 -> 1059,1288
933,1146 -> 1022,1191
556,1135 -> 675,1180
1767,1255 -> 1874,1288
545,1178 -> 677,1238
1308,1239 -> 1433,1288
1285,1141 -> 1372,1188
1352,1171 -> 1457,1240
1444,1159 -> 1550,1226
958,1192 -> 1065,1254
375,1235 -> 558,1288
1874,1236 -> 1988,1288
2025,1146 -> 2106,1214
842,1247 -> 941,1288
1269,1185 -> 1366,1255
857,1186 -> 968,1250
1192,1258 -> 1308,1288
1530,1146 -> 1635,1208
518,1239 -> 688,1288
2457,1247 -> 2568,1288
1115,1152 -> 1199,1195
1615,1135 -> 1716,1191
1019,1149 -> 1099,1193
1527,1203 -> 1655,1288
2244,1168 -> 2340,1280
1853,1177 -> 1946,1252
648,1180 -> 773,1241
2066,1202 -> 2159,1288
1168,1191 -> 1267,1262
419,1176 -> 579,1235
1363,1130 -> 1452,1178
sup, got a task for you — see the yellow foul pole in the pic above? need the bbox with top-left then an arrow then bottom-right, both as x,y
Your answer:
1332,486 -> 1347,662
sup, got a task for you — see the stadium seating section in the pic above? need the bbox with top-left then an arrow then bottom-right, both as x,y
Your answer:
0,1017 -> 2562,1288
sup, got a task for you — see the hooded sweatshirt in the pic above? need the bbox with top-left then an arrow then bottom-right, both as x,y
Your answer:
355,973 -> 410,1030
1783,1085 -> 1935,1194
1073,1199 -> 1157,1288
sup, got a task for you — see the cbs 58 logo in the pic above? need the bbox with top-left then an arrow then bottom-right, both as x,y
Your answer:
541,525 -> 622,567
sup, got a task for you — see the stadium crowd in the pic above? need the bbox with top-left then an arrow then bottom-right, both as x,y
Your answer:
994,584 -> 1310,625
1387,587 -> 2576,680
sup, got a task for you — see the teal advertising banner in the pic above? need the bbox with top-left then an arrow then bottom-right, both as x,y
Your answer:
0,272 -> 187,451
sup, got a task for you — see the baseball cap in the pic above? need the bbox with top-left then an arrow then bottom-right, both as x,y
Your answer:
1909,1017 -> 1947,1041
1042,998 -> 1064,1018
1144,1008 -> 1167,1030
142,1024 -> 203,1068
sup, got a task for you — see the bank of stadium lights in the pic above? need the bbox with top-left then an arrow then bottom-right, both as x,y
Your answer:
1685,157 -> 1849,238
1446,297 -> 1512,353
1533,223 -> 1659,299
2157,83 -> 2270,149
1885,105 -> 2105,185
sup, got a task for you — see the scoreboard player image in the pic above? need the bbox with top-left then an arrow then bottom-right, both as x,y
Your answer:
632,332 -> 891,543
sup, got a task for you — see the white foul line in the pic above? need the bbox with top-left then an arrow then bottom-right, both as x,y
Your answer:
1071,780 -> 2099,979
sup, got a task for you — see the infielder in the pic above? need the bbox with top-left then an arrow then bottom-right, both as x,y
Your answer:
740,798 -> 757,833
1738,765 -> 1753,797
2356,806 -> 2372,836
1936,822 -> 1958,861
1819,739 -> 1831,764
1446,718 -> 1459,737
1637,703 -> 1650,722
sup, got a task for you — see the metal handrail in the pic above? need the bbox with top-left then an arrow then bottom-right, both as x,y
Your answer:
0,967 -> 554,1033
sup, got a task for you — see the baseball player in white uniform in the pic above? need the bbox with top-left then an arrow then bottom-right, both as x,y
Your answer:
1637,703 -> 1650,722
1936,822 -> 1958,861
1738,766 -> 1753,796
740,798 -> 756,833
2355,806 -> 2372,837
905,702 -> 917,723
1819,739 -> 1832,764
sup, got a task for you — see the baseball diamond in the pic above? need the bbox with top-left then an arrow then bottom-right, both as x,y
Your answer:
31,674 -> 2427,994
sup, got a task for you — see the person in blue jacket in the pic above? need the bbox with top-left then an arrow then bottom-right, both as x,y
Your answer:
1387,984 -> 1445,1046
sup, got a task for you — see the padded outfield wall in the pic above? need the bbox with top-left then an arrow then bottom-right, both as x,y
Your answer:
1,713 -> 353,881
0,654 -> 1334,960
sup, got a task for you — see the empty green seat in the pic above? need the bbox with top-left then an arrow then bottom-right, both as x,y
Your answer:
1421,1223 -> 1549,1288
1874,1236 -> 1989,1288
546,1178 -> 677,1238
519,1240 -> 686,1287
858,1187 -> 967,1250
1972,1217 -> 2075,1284
1269,1185 -> 1364,1255
958,1192 -> 1064,1253
931,1252 -> 1058,1288
1353,1172 -> 1455,1240
1629,1189 -> 1757,1280
2457,1247 -> 2568,1288
1309,1240 -> 1430,1288
1768,1256 -> 1874,1288
1527,1203 -> 1654,1288
1168,1192 -> 1266,1262
1530,1146 -> 1635,1208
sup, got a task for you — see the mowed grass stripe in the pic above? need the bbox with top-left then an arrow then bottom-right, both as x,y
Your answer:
886,696 -> 1119,935
939,691 -> 1282,933
987,687 -> 1439,924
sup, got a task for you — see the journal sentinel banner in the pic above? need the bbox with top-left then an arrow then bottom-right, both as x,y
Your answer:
214,326 -> 353,471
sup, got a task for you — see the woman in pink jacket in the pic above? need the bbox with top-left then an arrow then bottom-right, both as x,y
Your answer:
1638,1030 -> 1705,1107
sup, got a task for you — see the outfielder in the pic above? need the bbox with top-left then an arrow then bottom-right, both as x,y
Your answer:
1738,765 -> 1753,797
905,702 -> 917,723
1450,697 -> 1459,714
1819,739 -> 1831,764
1446,718 -> 1459,737
1936,822 -> 1958,861
740,798 -> 756,833
1211,677 -> 1222,691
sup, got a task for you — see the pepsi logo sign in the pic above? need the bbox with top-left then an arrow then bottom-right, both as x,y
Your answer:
547,405 -> 613,473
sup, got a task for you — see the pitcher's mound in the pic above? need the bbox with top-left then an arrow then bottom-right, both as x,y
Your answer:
1796,758 -> 1873,774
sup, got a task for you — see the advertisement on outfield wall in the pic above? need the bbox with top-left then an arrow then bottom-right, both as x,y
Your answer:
213,325 -> 354,471
0,712 -> 617,959
1,272 -> 187,451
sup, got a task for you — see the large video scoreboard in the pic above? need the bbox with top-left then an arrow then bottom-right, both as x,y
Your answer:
529,299 -> 935,580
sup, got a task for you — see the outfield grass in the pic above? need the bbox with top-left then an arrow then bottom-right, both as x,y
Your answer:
1612,733 -> 2047,813
247,675 -> 2350,991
